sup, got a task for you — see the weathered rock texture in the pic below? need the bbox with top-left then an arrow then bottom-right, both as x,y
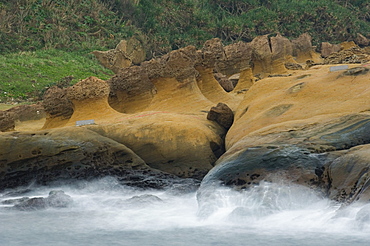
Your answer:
92,37 -> 146,73
42,86 -> 73,129
2,34 -> 370,203
291,33 -> 322,63
324,46 -> 370,64
199,64 -> 370,205
0,110 -> 15,132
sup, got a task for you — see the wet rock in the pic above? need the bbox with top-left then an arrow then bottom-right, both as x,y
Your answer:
201,145 -> 325,191
2,197 -> 29,205
207,103 -> 234,129
125,194 -> 163,204
46,190 -> 73,208
13,190 -> 73,211
0,127 -> 159,190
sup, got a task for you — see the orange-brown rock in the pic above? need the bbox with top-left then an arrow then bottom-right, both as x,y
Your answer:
65,76 -> 120,126
200,64 -> 370,203
0,127 -> 180,190
214,73 -> 234,92
42,86 -> 73,129
324,46 -> 370,64
108,66 -> 155,113
0,110 -> 15,132
92,37 -> 146,73
250,34 -> 295,77
207,102 -> 234,129
356,33 -> 369,47
216,41 -> 252,76
292,33 -> 322,63
321,42 -> 341,58
199,38 -> 225,69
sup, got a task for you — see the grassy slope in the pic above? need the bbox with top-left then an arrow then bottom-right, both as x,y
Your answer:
0,49 -> 114,103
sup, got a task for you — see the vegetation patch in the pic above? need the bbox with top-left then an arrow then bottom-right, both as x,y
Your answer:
0,49 -> 113,103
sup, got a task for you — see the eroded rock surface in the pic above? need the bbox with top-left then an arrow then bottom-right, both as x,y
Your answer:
199,65 -> 370,205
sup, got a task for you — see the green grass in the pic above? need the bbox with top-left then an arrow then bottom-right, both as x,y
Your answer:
0,49 -> 114,102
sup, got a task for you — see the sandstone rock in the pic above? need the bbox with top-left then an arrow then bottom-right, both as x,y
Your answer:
65,76 -> 120,126
42,86 -> 73,129
199,65 -> 370,204
340,41 -> 357,50
88,113 -> 225,179
0,110 -> 15,132
92,49 -> 131,74
207,102 -> 234,129
326,145 -> 370,204
250,34 -> 295,76
324,46 -> 370,64
292,33 -> 322,63
160,45 -> 199,81
321,42 -> 341,58
199,38 -> 225,69
92,37 -> 146,73
216,41 -> 252,76
6,103 -> 45,122
285,62 -> 303,70
0,127 -> 172,190
213,73 -> 234,92
107,66 -> 155,113
356,33 -> 369,47
228,73 -> 240,87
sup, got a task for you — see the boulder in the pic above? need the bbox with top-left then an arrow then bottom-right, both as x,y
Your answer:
13,190 -> 73,211
207,102 -> 234,129
92,37 -> 146,73
356,33 -> 369,47
250,34 -> 295,77
213,73 -> 234,92
292,33 -> 322,63
321,42 -> 341,58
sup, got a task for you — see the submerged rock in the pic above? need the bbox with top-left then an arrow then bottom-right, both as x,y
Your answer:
13,190 -> 73,211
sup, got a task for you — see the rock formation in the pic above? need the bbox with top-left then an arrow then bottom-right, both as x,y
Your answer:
198,65 -> 370,205
0,110 -> 15,132
92,37 -> 146,73
2,33 -> 370,208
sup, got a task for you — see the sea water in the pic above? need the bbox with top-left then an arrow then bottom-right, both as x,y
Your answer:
1,177 -> 370,246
